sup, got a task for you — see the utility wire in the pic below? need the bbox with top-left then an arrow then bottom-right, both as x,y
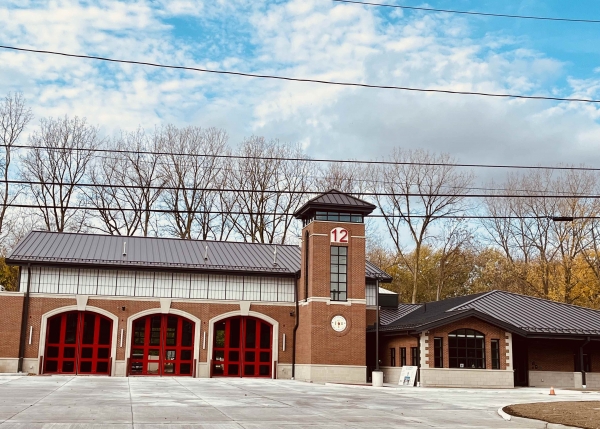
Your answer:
332,0 -> 600,24
7,179 -> 600,199
1,45 -> 599,104
5,203 -> 597,220
14,144 -> 600,172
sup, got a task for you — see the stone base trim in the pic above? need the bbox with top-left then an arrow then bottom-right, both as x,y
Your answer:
197,362 -> 209,378
528,371 -> 590,389
380,366 -> 404,385
0,358 -> 18,374
421,367 -> 514,388
292,364 -> 367,384
277,363 -> 292,379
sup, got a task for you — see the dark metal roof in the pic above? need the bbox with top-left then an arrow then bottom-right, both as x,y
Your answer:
379,290 -> 600,337
294,189 -> 376,218
7,231 -> 392,281
453,290 -> 600,336
384,293 -> 488,329
366,261 -> 393,282
380,303 -> 420,325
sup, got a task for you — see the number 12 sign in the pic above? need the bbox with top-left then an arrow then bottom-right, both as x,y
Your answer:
330,227 -> 349,244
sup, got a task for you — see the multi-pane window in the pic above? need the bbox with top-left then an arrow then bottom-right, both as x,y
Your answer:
303,211 -> 364,226
20,266 -> 295,302
330,246 -> 348,301
400,347 -> 407,366
434,337 -> 443,368
410,347 -> 419,366
390,348 -> 396,366
491,339 -> 500,370
448,329 -> 486,369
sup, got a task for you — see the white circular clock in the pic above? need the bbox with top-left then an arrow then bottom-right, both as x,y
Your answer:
331,315 -> 347,332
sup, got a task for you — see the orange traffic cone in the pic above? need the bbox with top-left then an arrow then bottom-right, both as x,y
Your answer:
549,386 -> 556,395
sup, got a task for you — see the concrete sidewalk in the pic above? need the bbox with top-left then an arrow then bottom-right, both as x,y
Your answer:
0,376 -> 597,428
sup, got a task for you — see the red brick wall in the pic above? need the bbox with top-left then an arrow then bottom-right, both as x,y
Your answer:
379,335 -> 418,367
366,309 -> 377,326
0,294 -> 24,358
296,220 -> 367,367
528,339 -> 600,372
298,221 -> 366,300
427,317 -> 508,370
7,295 -> 296,364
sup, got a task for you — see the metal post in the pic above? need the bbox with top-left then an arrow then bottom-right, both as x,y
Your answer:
372,278 -> 383,386
375,278 -> 380,371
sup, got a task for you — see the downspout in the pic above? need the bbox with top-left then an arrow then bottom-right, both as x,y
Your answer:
580,336 -> 591,388
291,274 -> 299,380
17,264 -> 32,374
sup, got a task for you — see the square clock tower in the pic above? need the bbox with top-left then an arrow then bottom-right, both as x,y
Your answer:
293,189 -> 376,383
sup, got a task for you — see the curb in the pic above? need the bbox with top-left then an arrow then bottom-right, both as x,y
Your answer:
497,406 -> 512,421
498,406 -> 578,429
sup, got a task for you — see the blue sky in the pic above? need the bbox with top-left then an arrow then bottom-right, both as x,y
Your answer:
1,0 -> 600,172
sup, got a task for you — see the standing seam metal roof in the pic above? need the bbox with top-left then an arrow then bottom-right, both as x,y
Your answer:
379,290 -> 600,336
7,231 -> 392,280
293,189 -> 376,218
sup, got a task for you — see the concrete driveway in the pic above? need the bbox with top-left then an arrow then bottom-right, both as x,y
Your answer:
0,376 -> 598,428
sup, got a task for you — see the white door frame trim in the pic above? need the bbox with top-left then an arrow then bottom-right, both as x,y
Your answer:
207,310 -> 279,379
38,305 -> 119,376
124,308 -> 201,377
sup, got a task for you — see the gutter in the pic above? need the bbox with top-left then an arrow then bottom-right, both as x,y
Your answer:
17,264 -> 32,373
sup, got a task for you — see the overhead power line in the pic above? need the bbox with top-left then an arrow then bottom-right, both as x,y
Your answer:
7,179 -> 600,200
14,144 -> 600,172
6,203 -> 599,220
333,0 -> 600,24
1,45 -> 599,104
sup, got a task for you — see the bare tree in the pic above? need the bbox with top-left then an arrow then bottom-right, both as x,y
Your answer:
434,219 -> 473,300
375,149 -> 473,303
0,93 -> 32,240
551,169 -> 598,303
21,116 -> 99,232
482,170 -> 564,299
87,128 -> 165,236
317,162 -> 371,197
227,137 -> 315,244
160,125 -> 229,240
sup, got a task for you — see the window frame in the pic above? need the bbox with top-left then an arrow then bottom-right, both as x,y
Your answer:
390,348 -> 396,367
434,337 -> 443,368
410,347 -> 419,366
400,347 -> 406,366
491,339 -> 500,370
448,328 -> 486,369
330,246 -> 348,302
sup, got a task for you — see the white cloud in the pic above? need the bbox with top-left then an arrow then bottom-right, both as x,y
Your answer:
0,0 -> 598,178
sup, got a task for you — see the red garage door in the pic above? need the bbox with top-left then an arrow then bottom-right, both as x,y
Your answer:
44,311 -> 112,375
212,316 -> 272,378
129,314 -> 195,376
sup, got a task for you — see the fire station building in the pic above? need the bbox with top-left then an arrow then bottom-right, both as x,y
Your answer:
1,189 -> 600,388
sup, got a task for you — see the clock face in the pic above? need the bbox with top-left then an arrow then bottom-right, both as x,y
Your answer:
331,315 -> 347,332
